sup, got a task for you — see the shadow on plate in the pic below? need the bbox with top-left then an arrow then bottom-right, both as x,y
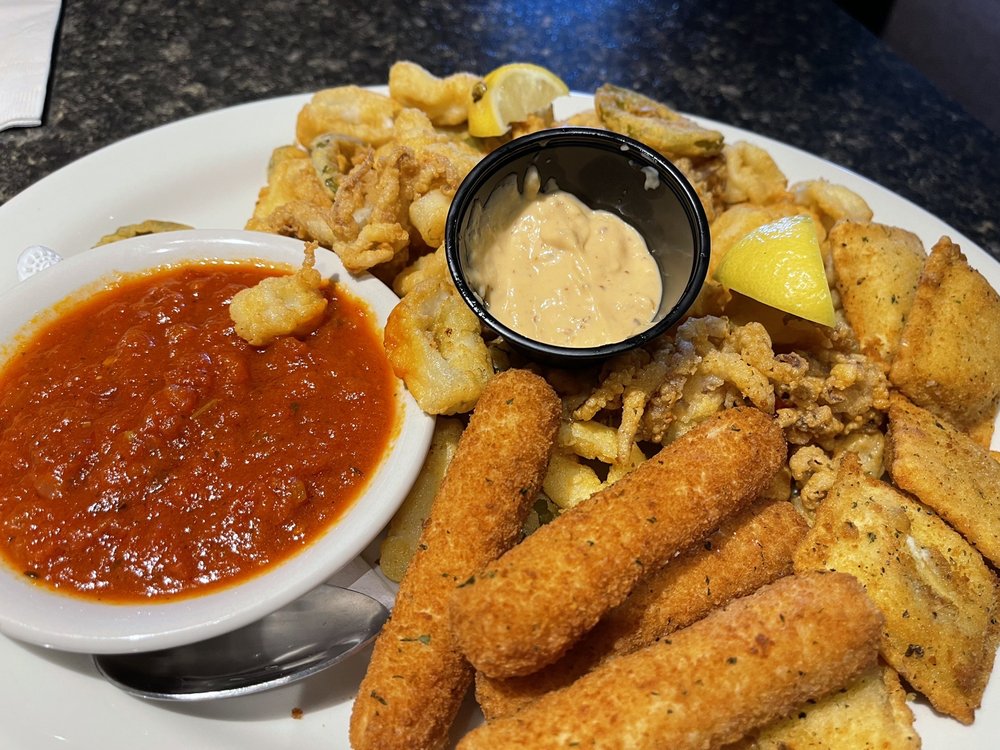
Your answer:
140,643 -> 373,722
9,634 -> 374,723
12,638 -> 100,678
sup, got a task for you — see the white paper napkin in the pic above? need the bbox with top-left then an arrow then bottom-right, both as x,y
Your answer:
0,0 -> 62,132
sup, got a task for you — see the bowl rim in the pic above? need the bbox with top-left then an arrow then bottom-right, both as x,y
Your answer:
0,229 -> 434,654
445,126 -> 711,363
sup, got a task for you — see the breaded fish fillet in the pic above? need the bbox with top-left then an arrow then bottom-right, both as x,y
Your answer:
449,407 -> 786,679
475,498 -> 808,719
889,236 -> 1000,447
349,369 -> 561,750
887,392 -> 1000,567
457,572 -> 883,750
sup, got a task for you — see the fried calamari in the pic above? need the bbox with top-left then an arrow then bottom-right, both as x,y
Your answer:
229,243 -> 328,346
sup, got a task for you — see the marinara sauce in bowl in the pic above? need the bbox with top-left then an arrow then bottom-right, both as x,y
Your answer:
0,230 -> 434,654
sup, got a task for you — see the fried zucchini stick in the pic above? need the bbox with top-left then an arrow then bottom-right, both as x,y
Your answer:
349,369 -> 561,750
457,572 -> 884,750
450,407 -> 786,678
475,498 -> 808,719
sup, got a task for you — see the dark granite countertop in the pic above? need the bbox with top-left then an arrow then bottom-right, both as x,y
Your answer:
2,0 -> 999,260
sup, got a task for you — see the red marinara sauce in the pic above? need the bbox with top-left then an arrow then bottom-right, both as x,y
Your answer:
0,262 -> 397,602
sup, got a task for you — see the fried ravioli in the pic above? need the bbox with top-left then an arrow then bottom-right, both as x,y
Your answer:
794,453 -> 1000,724
829,220 -> 926,370
887,392 -> 1000,567
725,663 -> 919,750
889,236 -> 1000,447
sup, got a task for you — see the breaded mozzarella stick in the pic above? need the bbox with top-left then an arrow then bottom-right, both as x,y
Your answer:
457,572 -> 884,750
475,498 -> 809,719
450,407 -> 786,678
349,369 -> 561,750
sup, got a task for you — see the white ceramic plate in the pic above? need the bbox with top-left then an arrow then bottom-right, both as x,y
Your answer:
0,229 -> 435,654
0,91 -> 995,748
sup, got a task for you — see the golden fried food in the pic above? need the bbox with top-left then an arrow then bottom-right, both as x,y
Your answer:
542,419 -> 646,510
721,141 -> 788,206
889,236 -> 1000,447
94,219 -> 193,246
408,188 -> 452,248
594,83 -> 724,158
830,220 -> 926,370
886,392 -> 1000,567
246,145 -> 331,232
388,60 -> 479,126
245,141 -> 363,257
794,453 -> 1000,724
252,89 -> 482,277
322,109 -> 479,271
787,427 -> 887,516
241,72 -> 1000,744
725,664 -> 919,750
475,498 -> 808,720
382,275 -> 493,415
449,407 -> 786,678
307,132 -> 369,199
791,178 -> 873,231
349,369 -> 561,750
456,572 -> 883,750
390,243 -> 448,296
379,417 -> 464,582
228,243 -> 327,346
296,85 -> 401,148
574,315 -> 888,461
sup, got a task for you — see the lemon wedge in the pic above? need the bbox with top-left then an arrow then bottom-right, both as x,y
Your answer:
468,63 -> 569,138
714,215 -> 836,327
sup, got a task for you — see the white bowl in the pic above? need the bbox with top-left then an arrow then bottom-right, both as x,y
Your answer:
0,229 -> 433,654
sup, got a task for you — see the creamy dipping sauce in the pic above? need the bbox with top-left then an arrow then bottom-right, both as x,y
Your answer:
466,168 -> 663,348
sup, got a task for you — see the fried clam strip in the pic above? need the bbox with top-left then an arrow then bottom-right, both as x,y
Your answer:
457,572 -> 883,750
349,369 -> 561,750
574,316 -> 888,469
449,407 -> 786,679
475,498 -> 808,720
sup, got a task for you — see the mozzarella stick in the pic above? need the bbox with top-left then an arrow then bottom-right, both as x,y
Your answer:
349,369 -> 561,750
457,572 -> 884,750
450,407 -> 786,678
476,498 -> 808,719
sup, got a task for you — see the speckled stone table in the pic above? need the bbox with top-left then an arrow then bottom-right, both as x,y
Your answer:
2,0 -> 999,259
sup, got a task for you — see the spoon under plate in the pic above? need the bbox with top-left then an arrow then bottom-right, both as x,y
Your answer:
93,584 -> 389,701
